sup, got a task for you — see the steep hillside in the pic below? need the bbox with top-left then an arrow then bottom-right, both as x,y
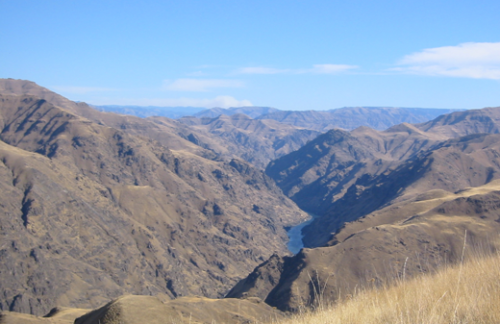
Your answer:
416,106 -> 500,137
228,180 -> 500,311
0,79 -> 317,170
266,124 -> 441,221
273,250 -> 500,324
266,110 -> 500,248
2,78 -> 496,319
227,107 -> 500,311
0,79 -> 100,121
178,114 -> 320,169
0,93 -> 307,315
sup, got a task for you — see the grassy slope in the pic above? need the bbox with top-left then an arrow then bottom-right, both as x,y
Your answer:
275,248 -> 500,324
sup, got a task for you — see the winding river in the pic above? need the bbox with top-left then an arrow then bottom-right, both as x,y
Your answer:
286,213 -> 316,254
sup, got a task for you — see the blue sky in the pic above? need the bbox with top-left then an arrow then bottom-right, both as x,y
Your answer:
1,0 -> 499,110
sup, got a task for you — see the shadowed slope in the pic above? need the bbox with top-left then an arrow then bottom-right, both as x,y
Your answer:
179,114 -> 320,169
229,108 -> 500,311
272,251 -> 500,324
0,93 -> 307,315
266,110 -> 500,247
230,180 -> 500,311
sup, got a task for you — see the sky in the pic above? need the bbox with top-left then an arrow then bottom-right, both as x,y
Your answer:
1,0 -> 499,110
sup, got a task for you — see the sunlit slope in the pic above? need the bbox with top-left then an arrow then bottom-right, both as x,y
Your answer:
0,93 -> 306,315
229,180 -> 500,311
266,110 -> 500,248
273,250 -> 500,324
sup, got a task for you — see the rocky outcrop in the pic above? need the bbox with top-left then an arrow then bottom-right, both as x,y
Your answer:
230,181 -> 500,311
178,114 -> 320,169
0,86 -> 307,315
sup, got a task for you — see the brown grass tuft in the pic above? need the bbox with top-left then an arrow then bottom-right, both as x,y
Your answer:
273,247 -> 500,324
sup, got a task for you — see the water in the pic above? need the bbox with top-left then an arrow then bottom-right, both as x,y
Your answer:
286,213 -> 315,254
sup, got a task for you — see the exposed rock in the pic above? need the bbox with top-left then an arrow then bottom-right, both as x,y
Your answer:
266,110 -> 500,247
178,113 -> 320,169
232,181 -> 500,311
226,253 -> 285,300
0,81 -> 307,315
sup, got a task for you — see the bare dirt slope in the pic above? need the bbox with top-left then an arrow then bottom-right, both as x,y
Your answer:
416,106 -> 500,137
266,111 -> 500,247
0,79 -> 101,121
1,79 -> 318,170
229,180 -> 500,311
178,114 -> 320,169
0,90 -> 306,315
227,107 -> 500,311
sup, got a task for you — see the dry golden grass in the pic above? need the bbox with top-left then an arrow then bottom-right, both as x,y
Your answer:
274,247 -> 500,324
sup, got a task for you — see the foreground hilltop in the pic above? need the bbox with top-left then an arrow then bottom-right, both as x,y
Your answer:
272,249 -> 500,323
0,295 -> 282,324
0,79 -> 307,315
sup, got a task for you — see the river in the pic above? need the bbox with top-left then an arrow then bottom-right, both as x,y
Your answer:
286,213 -> 316,254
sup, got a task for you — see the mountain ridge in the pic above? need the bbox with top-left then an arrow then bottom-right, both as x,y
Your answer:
223,105 -> 500,311
0,81 -> 307,315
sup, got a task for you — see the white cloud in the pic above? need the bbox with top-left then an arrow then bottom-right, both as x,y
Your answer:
50,86 -> 116,94
236,64 -> 357,75
396,42 -> 500,79
163,78 -> 244,92
91,96 -> 253,108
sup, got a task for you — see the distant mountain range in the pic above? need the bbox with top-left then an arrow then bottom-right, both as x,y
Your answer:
194,106 -> 281,119
2,78 -> 500,323
256,107 -> 462,131
89,103 -> 462,132
92,105 -> 205,119
228,106 -> 500,311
